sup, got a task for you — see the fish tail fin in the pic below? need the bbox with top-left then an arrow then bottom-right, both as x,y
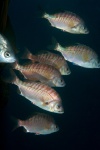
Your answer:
54,43 -> 62,51
37,5 -> 46,18
10,116 -> 19,132
10,116 -> 24,132
0,67 -> 19,84
42,12 -> 49,18
21,48 -> 32,59
47,37 -> 61,52
34,5 -> 49,19
18,119 -> 23,127
21,48 -> 37,62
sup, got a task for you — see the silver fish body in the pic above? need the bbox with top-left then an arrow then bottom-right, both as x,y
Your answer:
55,43 -> 100,68
43,11 -> 89,34
18,112 -> 59,135
0,34 -> 16,63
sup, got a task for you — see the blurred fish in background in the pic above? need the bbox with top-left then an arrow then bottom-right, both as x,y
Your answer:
13,112 -> 59,135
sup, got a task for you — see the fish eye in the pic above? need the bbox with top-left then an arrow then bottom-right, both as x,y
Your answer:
55,125 -> 58,129
67,68 -> 69,71
4,51 -> 10,58
60,78 -> 65,83
45,102 -> 49,105
60,79 -> 63,83
60,79 -> 65,85
81,25 -> 87,31
56,104 -> 61,109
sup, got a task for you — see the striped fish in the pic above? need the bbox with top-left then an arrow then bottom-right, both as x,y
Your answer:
17,112 -> 59,135
4,69 -> 64,113
43,11 -> 89,34
54,43 -> 100,68
12,61 -> 66,87
35,51 -> 71,75
22,48 -> 71,75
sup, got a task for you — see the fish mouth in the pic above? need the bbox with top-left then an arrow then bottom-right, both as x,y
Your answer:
62,71 -> 71,75
61,83 -> 66,87
51,107 -> 64,114
12,59 -> 16,62
84,29 -> 89,34
66,70 -> 71,75
56,127 -> 59,132
85,31 -> 89,34
57,82 -> 66,87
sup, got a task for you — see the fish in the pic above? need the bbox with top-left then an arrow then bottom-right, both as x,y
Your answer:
0,34 -> 16,63
15,112 -> 59,135
0,0 -> 18,110
22,48 -> 71,75
1,68 -> 64,113
54,42 -> 100,68
43,11 -> 89,34
11,60 -> 66,87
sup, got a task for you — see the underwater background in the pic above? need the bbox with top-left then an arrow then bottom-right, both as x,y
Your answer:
1,0 -> 100,149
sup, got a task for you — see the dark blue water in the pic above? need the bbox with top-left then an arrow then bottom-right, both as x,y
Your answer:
1,0 -> 100,150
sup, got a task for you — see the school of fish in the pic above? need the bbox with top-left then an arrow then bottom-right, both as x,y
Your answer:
0,8 -> 100,135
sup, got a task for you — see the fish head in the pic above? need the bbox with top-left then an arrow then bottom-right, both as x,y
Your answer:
41,123 -> 59,134
0,44 -> 16,63
53,76 -> 66,87
49,100 -> 64,114
0,34 -> 16,63
1,50 -> 16,63
49,123 -> 59,133
71,23 -> 89,34
91,59 -> 100,68
60,65 -> 71,75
